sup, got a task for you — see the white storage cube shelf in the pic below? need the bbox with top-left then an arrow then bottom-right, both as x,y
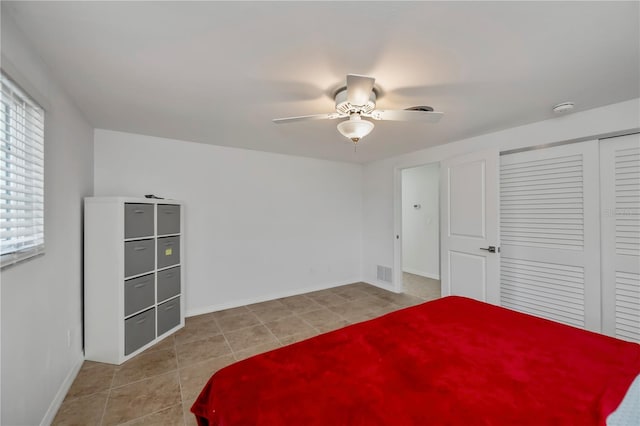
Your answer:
84,197 -> 185,364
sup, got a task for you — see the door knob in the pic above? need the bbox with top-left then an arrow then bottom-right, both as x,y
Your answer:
480,246 -> 499,253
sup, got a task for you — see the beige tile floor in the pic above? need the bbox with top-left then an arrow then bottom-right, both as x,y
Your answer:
53,281 -> 439,426
402,272 -> 441,301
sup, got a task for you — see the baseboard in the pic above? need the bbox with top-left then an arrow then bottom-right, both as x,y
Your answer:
402,268 -> 440,280
362,280 -> 400,294
40,352 -> 84,426
186,278 -> 363,317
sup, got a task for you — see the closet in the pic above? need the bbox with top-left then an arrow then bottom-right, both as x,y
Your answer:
499,133 -> 639,342
600,135 -> 640,342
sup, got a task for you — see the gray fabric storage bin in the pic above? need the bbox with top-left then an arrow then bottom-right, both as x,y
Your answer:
157,204 -> 180,235
157,266 -> 180,302
157,236 -> 180,269
124,238 -> 155,277
124,203 -> 154,239
124,273 -> 155,316
157,297 -> 180,336
124,308 -> 155,355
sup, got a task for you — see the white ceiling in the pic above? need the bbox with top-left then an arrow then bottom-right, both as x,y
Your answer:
4,1 -> 639,163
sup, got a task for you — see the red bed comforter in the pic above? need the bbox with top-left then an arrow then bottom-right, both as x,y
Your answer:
191,296 -> 640,425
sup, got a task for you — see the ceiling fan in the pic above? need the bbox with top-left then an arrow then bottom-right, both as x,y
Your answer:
272,74 -> 443,145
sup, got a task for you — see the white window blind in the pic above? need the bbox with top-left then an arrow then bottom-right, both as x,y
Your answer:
0,72 -> 45,267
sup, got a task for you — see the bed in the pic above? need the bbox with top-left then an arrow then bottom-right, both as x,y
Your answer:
191,296 -> 640,425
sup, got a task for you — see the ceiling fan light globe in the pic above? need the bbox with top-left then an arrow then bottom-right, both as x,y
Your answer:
337,116 -> 374,141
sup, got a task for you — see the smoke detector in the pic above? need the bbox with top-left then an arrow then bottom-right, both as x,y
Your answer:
552,102 -> 575,113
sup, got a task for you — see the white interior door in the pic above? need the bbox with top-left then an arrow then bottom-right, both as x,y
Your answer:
601,133 -> 640,342
440,149 -> 500,303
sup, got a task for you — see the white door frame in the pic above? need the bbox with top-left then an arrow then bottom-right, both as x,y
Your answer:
393,161 -> 441,293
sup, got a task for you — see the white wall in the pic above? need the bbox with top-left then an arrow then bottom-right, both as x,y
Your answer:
401,164 -> 439,279
0,12 -> 94,426
93,130 -> 363,315
363,98 -> 640,288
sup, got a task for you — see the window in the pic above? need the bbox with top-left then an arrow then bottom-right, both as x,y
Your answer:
0,72 -> 45,267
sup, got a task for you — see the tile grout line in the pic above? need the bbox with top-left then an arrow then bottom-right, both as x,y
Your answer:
223,308 -> 310,352
108,345 -> 179,389
175,339 -> 189,426
246,301 -> 287,313
62,387 -> 110,404
104,348 -> 183,426
104,371 -> 183,425
117,404 -> 182,426
107,365 -> 181,392
99,389 -> 112,426
292,311 -> 325,334
241,304 -> 325,347
176,356 -> 187,426
250,308 -> 287,350
97,367 -> 117,426
212,316 -> 237,361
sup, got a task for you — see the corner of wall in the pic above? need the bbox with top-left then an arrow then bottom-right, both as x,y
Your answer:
1,8 -> 94,425
39,354 -> 84,426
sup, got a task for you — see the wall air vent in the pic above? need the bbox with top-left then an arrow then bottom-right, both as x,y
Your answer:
377,265 -> 393,283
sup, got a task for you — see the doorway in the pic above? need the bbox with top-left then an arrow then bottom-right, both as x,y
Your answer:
397,163 -> 441,300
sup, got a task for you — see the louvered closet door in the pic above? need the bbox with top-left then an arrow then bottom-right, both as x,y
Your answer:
601,133 -> 640,342
500,141 -> 601,331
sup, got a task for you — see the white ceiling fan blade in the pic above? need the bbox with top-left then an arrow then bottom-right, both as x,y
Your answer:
272,113 -> 342,124
368,109 -> 444,123
346,74 -> 375,106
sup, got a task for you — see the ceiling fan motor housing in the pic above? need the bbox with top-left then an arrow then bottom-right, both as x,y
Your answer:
334,88 -> 377,115
272,74 -> 443,130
